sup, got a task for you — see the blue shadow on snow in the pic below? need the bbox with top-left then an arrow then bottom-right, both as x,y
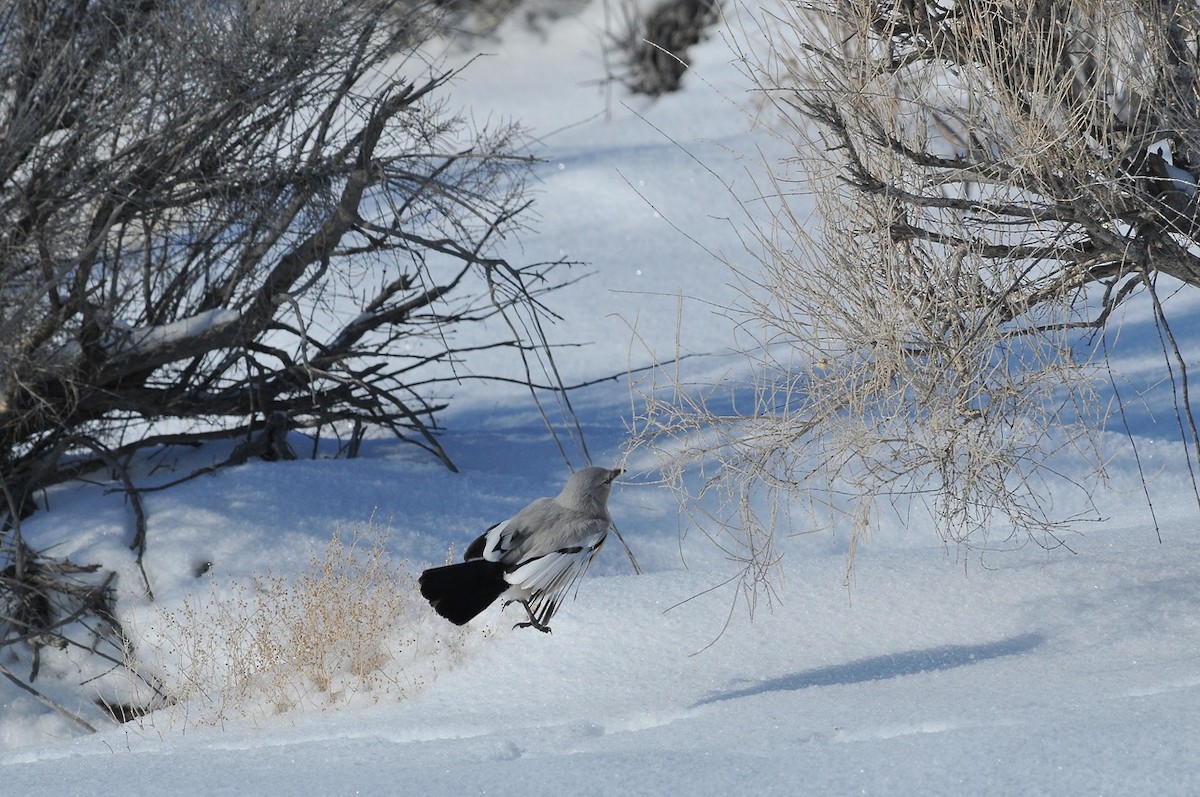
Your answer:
694,632 -> 1044,707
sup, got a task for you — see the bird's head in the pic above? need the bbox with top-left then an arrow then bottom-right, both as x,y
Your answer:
557,466 -> 623,513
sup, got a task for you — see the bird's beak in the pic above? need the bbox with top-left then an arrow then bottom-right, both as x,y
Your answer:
608,468 -> 624,483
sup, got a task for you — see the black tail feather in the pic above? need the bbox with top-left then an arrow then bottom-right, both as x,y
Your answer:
419,559 -> 509,626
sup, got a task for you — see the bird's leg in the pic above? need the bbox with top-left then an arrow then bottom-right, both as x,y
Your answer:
515,618 -> 552,634
503,598 -> 552,634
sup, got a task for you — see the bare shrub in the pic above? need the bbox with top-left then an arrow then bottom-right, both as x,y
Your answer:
110,520 -> 465,727
613,0 -> 723,96
423,0 -> 593,41
632,0 -> 1200,594
0,0 -> 577,697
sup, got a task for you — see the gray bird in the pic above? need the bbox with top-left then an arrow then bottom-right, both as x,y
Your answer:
419,467 -> 622,632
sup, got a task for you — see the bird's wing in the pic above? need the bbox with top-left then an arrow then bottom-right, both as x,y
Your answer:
503,520 -> 608,590
503,523 -> 608,628
466,500 -> 557,564
464,520 -> 509,561
464,498 -> 610,628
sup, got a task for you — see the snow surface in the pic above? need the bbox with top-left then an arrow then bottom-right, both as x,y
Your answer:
3,2 -> 1200,795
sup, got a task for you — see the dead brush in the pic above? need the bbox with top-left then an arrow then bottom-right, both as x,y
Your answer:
114,519 -> 465,728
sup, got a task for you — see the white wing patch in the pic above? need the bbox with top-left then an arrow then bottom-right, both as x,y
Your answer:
479,518 -> 513,562
506,546 -> 585,592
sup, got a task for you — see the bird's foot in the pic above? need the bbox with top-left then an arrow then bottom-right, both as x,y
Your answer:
513,620 -> 552,634
503,598 -> 551,633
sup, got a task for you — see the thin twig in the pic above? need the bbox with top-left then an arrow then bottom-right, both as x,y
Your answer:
0,660 -> 98,733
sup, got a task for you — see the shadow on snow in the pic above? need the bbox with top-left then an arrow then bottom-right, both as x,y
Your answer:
694,632 -> 1045,706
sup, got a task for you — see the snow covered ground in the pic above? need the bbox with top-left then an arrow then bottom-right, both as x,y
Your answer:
5,526 -> 1199,796
3,2 -> 1200,794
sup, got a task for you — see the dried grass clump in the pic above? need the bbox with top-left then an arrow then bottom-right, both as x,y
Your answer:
116,521 -> 465,728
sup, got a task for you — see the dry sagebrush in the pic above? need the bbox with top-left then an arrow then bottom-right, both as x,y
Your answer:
625,0 -> 1194,597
